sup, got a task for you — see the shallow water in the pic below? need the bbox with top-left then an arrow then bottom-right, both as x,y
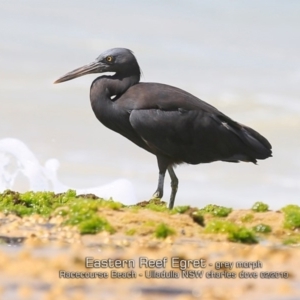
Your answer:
1,1 -> 300,209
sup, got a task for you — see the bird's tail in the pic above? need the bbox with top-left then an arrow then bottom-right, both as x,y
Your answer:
239,125 -> 272,160
212,114 -> 272,163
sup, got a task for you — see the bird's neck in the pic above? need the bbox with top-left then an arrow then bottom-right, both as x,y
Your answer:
109,73 -> 140,97
90,72 -> 139,103
90,73 -> 139,124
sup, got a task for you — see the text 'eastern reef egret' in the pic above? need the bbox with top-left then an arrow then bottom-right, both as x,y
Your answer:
54,48 -> 272,209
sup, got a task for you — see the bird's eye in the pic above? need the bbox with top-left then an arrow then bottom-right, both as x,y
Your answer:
106,56 -> 113,63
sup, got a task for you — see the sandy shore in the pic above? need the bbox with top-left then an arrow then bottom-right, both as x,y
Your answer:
0,198 -> 299,300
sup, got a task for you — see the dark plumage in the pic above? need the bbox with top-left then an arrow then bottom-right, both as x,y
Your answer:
55,48 -> 272,209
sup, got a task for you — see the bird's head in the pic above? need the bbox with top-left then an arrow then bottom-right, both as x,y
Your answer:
54,48 -> 140,84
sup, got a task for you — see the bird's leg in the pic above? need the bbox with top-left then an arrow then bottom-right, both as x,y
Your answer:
152,172 -> 165,199
167,166 -> 179,209
152,156 -> 168,200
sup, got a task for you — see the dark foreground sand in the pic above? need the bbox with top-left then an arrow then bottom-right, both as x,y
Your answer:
0,208 -> 299,300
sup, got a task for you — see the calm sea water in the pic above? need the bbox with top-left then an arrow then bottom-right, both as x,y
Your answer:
1,1 -> 299,209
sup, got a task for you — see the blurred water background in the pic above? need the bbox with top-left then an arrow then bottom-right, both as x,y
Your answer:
0,1 -> 299,209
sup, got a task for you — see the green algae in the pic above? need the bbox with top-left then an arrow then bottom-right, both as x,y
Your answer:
198,204 -> 232,217
241,213 -> 254,223
205,219 -> 258,244
252,202 -> 269,212
282,205 -> 300,229
144,199 -> 169,212
252,223 -> 272,234
0,190 -> 77,217
172,205 -> 190,214
62,198 -> 116,234
135,198 -> 170,212
78,216 -> 115,235
0,189 -> 115,235
137,200 -> 191,215
154,223 -> 176,239
0,190 -> 293,245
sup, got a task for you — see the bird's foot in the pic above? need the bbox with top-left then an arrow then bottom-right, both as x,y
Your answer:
152,191 -> 161,199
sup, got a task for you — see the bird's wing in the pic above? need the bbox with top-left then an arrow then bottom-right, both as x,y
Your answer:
129,108 -> 224,163
129,108 -> 271,164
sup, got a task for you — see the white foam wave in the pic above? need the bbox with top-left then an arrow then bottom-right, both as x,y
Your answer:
0,138 -> 137,205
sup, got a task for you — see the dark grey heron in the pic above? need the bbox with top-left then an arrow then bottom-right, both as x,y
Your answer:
54,48 -> 272,209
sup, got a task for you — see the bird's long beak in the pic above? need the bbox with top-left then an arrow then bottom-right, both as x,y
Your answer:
54,61 -> 103,84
